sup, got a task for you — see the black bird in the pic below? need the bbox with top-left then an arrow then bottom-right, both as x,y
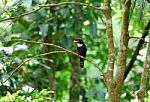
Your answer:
74,39 -> 87,68
146,0 -> 150,3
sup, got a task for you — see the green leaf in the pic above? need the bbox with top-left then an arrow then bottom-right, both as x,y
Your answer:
86,67 -> 102,78
39,8 -> 46,17
93,2 -> 101,7
60,8 -> 70,18
32,90 -> 40,98
39,24 -> 48,37
89,19 -> 97,37
22,0 -> 32,8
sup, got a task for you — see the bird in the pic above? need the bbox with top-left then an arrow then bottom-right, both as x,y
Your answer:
74,38 -> 87,68
146,0 -> 150,3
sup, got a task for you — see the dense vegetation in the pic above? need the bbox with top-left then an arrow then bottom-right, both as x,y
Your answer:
0,0 -> 150,101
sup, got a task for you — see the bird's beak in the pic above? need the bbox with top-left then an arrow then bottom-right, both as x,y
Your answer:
74,40 -> 78,43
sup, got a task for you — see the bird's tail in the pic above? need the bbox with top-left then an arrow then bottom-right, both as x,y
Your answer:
80,58 -> 84,68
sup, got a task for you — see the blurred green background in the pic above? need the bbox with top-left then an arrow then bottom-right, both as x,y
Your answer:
0,0 -> 150,101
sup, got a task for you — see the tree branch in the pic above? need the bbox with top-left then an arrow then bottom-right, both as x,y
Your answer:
124,21 -> 150,80
137,37 -> 150,102
0,2 -> 104,22
114,0 -> 131,101
2,51 -> 66,84
2,39 -> 104,75
103,0 -> 115,101
0,7 -> 42,22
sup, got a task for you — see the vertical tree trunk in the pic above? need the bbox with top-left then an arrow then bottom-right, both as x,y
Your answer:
124,21 -> 150,80
69,51 -> 80,102
44,0 -> 59,93
103,0 -> 115,101
44,35 -> 55,91
102,0 -> 131,101
114,0 -> 131,101
137,36 -> 150,101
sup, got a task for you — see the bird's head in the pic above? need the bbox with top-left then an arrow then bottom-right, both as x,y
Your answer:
74,38 -> 84,47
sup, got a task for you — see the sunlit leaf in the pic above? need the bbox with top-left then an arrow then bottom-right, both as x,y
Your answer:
89,19 -> 97,37
22,0 -> 32,8
39,24 -> 48,37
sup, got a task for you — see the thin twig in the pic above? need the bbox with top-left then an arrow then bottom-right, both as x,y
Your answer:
0,2 -> 104,22
0,7 -> 42,22
0,20 -> 15,35
2,51 -> 66,84
39,2 -> 104,11
129,37 -> 145,40
2,39 -> 104,75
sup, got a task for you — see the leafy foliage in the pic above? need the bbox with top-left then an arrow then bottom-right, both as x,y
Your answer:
0,89 -> 53,102
0,0 -> 150,101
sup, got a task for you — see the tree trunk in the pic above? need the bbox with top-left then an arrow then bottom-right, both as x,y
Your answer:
43,35 -> 55,91
137,36 -> 150,101
69,51 -> 80,102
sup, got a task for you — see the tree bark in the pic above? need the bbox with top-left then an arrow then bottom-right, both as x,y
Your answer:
69,52 -> 80,102
137,37 -> 150,102
43,35 -> 56,91
102,0 -> 131,101
114,0 -> 131,102
124,21 -> 150,80
103,0 -> 115,101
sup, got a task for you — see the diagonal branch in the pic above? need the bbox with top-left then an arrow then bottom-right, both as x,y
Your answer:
0,2 -> 104,22
39,2 -> 104,11
0,7 -> 42,22
2,51 -> 66,84
124,21 -> 150,80
2,39 -> 104,75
